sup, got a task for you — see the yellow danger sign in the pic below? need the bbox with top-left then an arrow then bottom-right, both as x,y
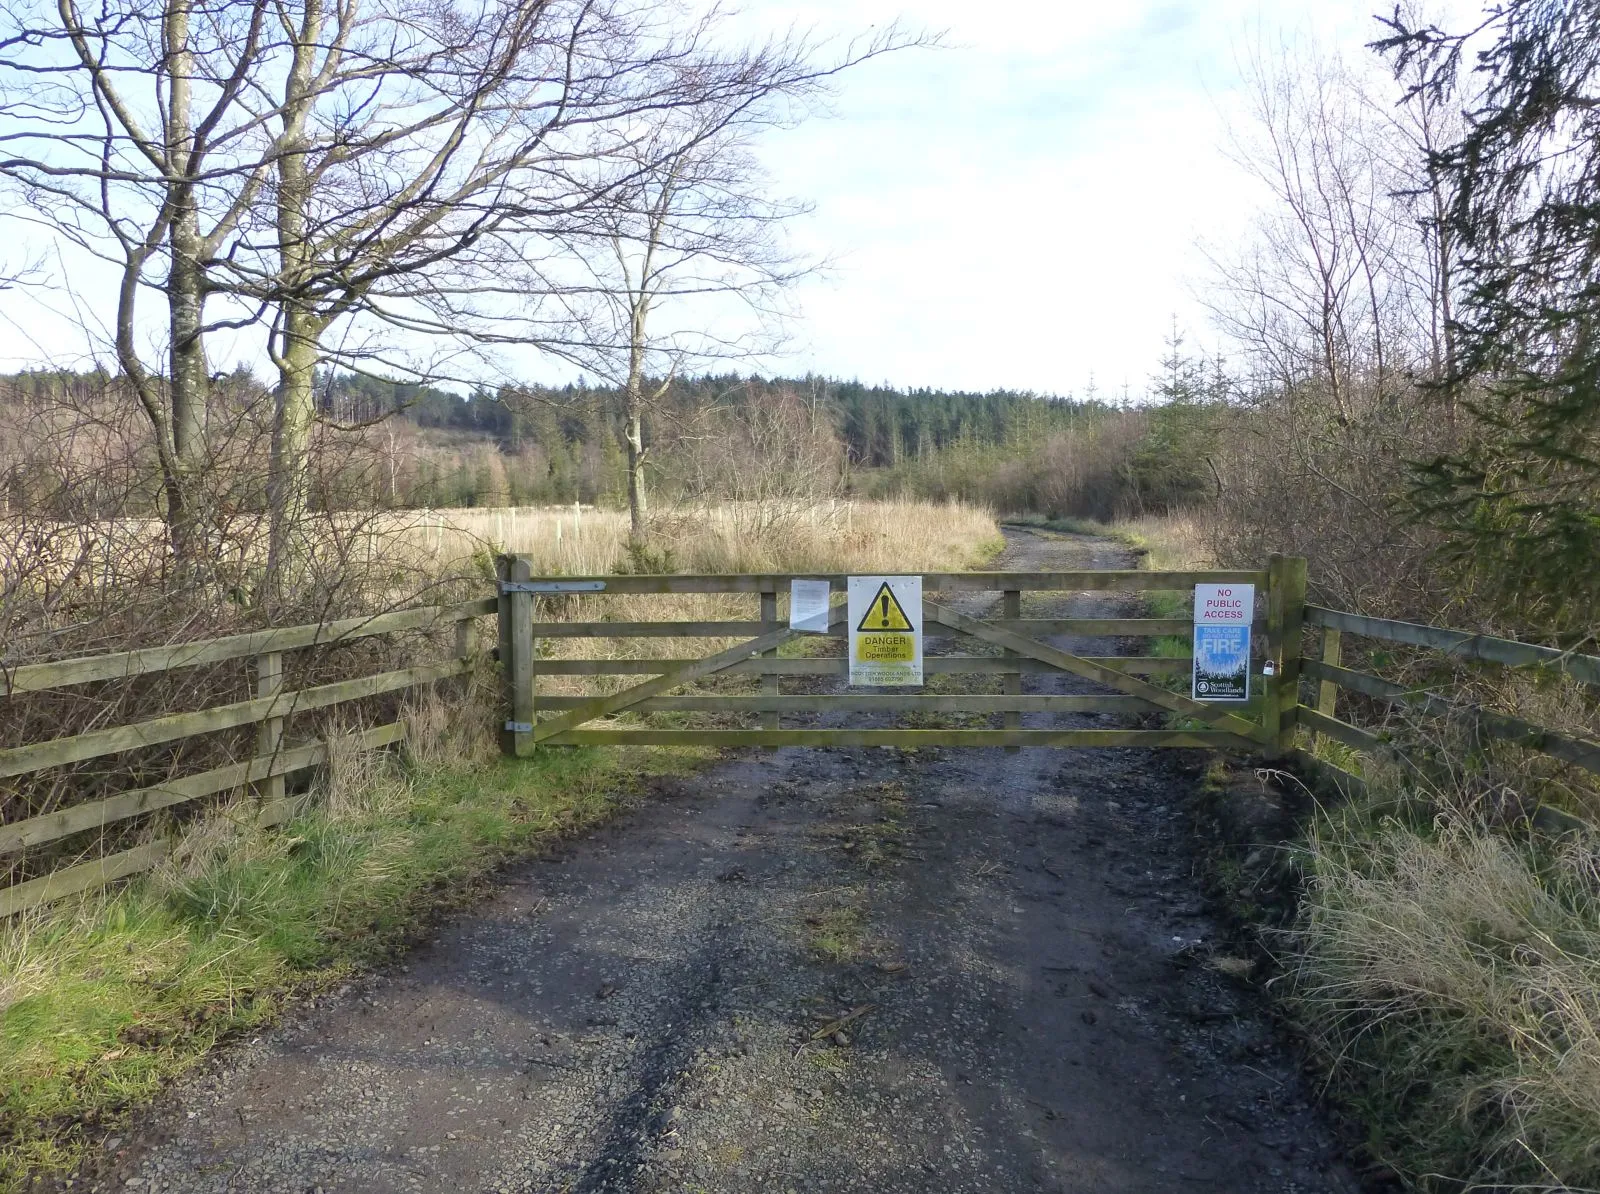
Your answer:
847,575 -> 923,686
856,581 -> 915,632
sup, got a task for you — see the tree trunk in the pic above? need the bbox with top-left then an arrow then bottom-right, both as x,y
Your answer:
266,307 -> 319,599
625,383 -> 648,540
162,0 -> 209,570
625,299 -> 649,541
264,3 -> 323,603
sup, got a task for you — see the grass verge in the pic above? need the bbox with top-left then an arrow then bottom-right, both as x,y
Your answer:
1284,793 -> 1600,1192
0,735 -> 707,1189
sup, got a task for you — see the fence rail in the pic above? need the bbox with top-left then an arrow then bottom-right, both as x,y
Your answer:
1,599 -> 489,916
1303,605 -> 1600,687
0,598 -> 496,696
1294,607 -> 1600,793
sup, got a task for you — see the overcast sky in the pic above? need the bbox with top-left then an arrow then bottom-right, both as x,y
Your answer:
0,0 -> 1447,398
744,0 -> 1422,398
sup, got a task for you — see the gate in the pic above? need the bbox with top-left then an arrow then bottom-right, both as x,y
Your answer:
495,556 -> 1308,757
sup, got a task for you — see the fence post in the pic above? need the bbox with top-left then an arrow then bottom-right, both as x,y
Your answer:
498,555 -> 535,757
1002,589 -> 1022,752
253,651 -> 285,809
760,587 -> 779,742
1316,626 -> 1341,752
455,616 -> 477,663
1264,555 -> 1308,757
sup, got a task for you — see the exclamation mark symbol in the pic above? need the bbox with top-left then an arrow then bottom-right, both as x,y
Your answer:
880,593 -> 889,627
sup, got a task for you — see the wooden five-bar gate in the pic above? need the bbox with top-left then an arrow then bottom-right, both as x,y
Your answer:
494,555 -> 1308,756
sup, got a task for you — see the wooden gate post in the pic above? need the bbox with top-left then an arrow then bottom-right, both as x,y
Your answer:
1264,555 -> 1308,757
760,587 -> 779,741
253,651 -> 285,808
498,555 -> 535,757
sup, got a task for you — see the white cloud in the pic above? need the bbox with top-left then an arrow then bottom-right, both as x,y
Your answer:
741,0 -> 1436,395
0,0 -> 1473,394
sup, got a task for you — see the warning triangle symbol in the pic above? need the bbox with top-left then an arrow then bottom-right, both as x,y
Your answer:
856,581 -> 915,632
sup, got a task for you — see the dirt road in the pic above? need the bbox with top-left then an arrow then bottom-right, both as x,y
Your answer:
100,528 -> 1356,1193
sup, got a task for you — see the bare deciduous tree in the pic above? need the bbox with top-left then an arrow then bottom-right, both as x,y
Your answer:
0,0 -> 277,567
1,0 -> 921,580
532,27 -> 919,540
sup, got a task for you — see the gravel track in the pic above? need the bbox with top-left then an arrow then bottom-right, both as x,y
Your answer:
92,528 -> 1358,1194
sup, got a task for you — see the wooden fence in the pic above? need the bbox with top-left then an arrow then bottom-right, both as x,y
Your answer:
4,556 -> 1597,918
1292,607 -> 1600,797
0,598 -> 494,916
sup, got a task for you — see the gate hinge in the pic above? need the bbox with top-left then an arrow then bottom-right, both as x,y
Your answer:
500,580 -> 606,594
504,720 -> 533,733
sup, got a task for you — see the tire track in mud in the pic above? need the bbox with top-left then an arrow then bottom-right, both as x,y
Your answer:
93,528 -> 1359,1194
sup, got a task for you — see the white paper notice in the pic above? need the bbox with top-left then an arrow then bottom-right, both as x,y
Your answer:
789,579 -> 832,634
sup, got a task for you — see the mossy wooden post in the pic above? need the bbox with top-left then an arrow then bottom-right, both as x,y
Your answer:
760,587 -> 779,742
1315,626 -> 1341,753
498,556 -> 535,757
1264,555 -> 1308,757
1264,557 -> 1285,754
253,652 -> 285,806
1002,589 -> 1022,752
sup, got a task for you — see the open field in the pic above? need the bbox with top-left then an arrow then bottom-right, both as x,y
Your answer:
414,498 -> 1002,576
1,499 -> 999,594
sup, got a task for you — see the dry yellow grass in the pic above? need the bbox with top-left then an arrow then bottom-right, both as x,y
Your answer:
392,497 -> 1001,577
1289,804 -> 1600,1190
439,499 -> 1005,698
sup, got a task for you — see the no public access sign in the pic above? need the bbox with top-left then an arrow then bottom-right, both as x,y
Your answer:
847,575 -> 923,686
1192,583 -> 1254,702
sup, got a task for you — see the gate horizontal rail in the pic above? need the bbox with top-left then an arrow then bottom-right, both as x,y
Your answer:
526,618 -> 1196,638
532,694 -> 1169,713
539,729 -> 1259,749
534,656 -> 1247,676
506,569 -> 1266,594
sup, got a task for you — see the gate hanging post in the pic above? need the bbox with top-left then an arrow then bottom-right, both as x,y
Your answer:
1277,557 -> 1308,756
1264,555 -> 1308,757
498,555 -> 536,757
760,587 -> 779,743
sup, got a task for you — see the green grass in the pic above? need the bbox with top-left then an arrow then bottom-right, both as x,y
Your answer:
0,743 -> 705,1189
1003,513 -> 1131,541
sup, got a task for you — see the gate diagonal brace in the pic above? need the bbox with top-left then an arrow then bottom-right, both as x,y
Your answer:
531,604 -> 849,744
921,600 -> 1269,746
